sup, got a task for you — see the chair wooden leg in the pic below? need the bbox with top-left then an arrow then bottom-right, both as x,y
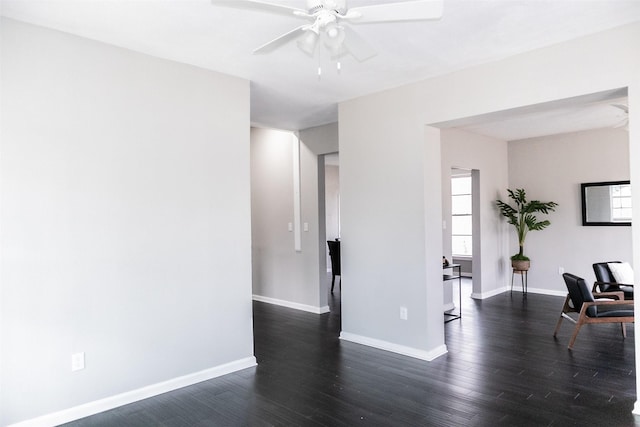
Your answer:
553,296 -> 572,337
568,323 -> 583,350
331,274 -> 335,293
553,315 -> 564,337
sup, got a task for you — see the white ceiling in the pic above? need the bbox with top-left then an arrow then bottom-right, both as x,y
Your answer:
2,0 -> 639,139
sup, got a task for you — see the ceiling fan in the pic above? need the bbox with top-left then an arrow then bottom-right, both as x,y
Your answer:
211,0 -> 443,62
611,104 -> 629,131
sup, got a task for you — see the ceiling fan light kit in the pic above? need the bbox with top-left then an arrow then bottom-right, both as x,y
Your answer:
212,0 -> 443,70
297,30 -> 319,56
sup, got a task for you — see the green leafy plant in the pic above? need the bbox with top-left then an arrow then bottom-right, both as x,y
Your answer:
495,189 -> 558,261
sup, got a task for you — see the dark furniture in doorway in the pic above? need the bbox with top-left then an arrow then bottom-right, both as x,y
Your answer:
327,240 -> 341,293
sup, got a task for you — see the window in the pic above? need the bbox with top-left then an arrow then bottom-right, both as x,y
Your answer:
451,175 -> 472,256
611,184 -> 632,222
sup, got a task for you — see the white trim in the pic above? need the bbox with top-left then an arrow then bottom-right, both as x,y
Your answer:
472,286 -> 567,299
339,331 -> 448,361
521,287 -> 567,297
633,400 -> 640,415
252,294 -> 330,314
443,302 -> 455,312
292,133 -> 302,252
471,286 -> 509,300
7,356 -> 257,427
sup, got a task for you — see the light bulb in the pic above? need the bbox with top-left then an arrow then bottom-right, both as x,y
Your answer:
297,31 -> 319,57
324,23 -> 346,58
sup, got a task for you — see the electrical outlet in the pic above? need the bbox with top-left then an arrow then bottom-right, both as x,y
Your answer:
71,352 -> 85,371
400,306 -> 408,320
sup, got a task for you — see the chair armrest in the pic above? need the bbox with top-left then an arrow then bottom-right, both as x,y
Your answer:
582,299 -> 633,308
593,281 -> 620,293
593,291 -> 625,300
594,280 -> 618,287
594,280 -> 634,288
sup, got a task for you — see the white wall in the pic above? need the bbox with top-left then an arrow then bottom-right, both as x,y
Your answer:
299,122 -> 339,155
507,128 -> 632,294
1,19 -> 254,426
325,165 -> 340,241
339,22 -> 640,362
441,129 -> 510,298
325,164 -> 340,270
338,106 -> 446,360
250,128 -> 329,313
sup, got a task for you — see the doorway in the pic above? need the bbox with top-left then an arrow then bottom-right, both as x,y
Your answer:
324,153 -> 340,271
446,168 -> 480,306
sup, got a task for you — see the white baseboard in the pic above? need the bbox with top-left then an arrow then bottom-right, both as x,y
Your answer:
524,287 -> 567,297
472,285 -> 567,299
471,286 -> 509,299
339,331 -> 448,361
8,356 -> 257,427
633,400 -> 640,415
252,294 -> 330,314
443,302 -> 455,312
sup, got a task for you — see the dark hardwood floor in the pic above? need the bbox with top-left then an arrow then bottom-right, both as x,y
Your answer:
62,279 -> 638,426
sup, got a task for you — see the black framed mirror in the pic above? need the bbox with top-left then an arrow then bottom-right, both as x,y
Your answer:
581,181 -> 632,226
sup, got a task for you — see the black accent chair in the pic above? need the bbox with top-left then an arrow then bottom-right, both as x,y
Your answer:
592,261 -> 634,299
554,273 -> 633,350
327,240 -> 341,293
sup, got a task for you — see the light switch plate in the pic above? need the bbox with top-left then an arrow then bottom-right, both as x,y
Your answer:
71,352 -> 85,371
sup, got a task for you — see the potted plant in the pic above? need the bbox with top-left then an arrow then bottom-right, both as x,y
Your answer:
495,188 -> 558,271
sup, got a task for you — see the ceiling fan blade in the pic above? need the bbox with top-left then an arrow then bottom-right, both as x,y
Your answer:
253,26 -> 309,55
346,0 -> 443,24
610,104 -> 629,130
611,104 -> 629,114
342,26 -> 377,62
211,0 -> 309,18
613,119 -> 629,129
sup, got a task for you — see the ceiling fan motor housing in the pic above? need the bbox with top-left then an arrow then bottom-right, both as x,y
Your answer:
307,0 -> 347,14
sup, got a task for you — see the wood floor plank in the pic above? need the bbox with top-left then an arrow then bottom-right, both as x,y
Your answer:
62,279 -> 639,426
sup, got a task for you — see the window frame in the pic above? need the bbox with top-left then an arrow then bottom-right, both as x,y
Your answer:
451,175 -> 473,257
